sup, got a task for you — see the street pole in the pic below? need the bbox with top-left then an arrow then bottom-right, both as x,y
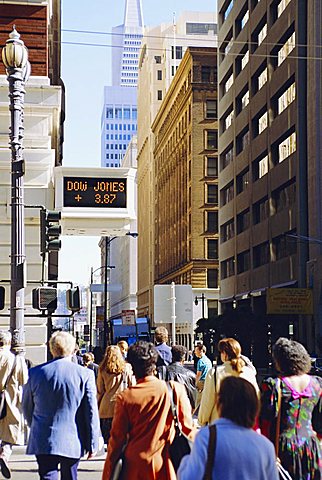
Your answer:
89,267 -> 93,350
171,282 -> 176,345
201,293 -> 205,319
2,27 -> 30,355
103,237 -> 109,351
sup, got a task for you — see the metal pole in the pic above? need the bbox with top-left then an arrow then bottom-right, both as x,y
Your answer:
171,282 -> 176,345
103,237 -> 109,350
5,43 -> 30,356
89,267 -> 93,350
201,293 -> 205,319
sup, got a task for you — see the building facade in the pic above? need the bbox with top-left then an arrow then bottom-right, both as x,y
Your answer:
217,0 -> 322,355
137,12 -> 217,322
0,0 -> 63,363
151,47 -> 219,345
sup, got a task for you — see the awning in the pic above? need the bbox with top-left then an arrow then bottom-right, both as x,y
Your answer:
219,295 -> 234,303
250,288 -> 266,297
235,292 -> 250,300
270,280 -> 297,289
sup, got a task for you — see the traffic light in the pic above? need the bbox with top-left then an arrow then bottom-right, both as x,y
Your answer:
0,287 -> 5,310
66,286 -> 81,312
32,287 -> 58,311
40,210 -> 62,255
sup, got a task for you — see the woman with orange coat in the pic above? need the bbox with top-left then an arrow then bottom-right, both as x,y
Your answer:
102,341 -> 195,480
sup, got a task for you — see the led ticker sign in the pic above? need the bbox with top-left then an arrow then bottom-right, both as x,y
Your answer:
63,177 -> 127,208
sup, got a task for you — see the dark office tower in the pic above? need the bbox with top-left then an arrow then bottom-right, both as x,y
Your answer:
217,0 -> 322,359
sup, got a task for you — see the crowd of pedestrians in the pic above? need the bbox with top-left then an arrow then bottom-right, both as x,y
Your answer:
0,327 -> 321,479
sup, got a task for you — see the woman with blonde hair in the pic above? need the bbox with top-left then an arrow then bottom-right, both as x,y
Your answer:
198,337 -> 259,426
97,345 -> 134,445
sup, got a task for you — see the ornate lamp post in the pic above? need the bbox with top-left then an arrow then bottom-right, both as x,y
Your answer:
2,26 -> 31,354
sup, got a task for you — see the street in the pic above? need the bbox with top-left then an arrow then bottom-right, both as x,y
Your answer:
9,446 -> 106,480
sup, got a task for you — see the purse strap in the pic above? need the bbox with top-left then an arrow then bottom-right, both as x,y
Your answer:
2,356 -> 16,392
275,378 -> 282,457
203,424 -> 217,480
213,361 -> 217,393
166,381 -> 181,435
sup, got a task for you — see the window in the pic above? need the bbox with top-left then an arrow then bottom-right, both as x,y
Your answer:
221,257 -> 235,279
206,211 -> 218,233
206,130 -> 218,150
237,209 -> 250,234
157,90 -> 162,101
236,128 -> 250,154
208,239 -> 219,259
221,182 -> 234,206
278,32 -> 295,66
106,107 -> 113,119
207,185 -> 218,205
157,70 -> 162,80
258,111 -> 268,134
278,132 -> 296,162
206,157 -> 218,177
207,269 -> 218,288
124,107 -> 131,119
272,233 -> 297,261
207,300 -> 218,318
206,100 -> 217,119
258,24 -> 267,46
258,67 -> 268,90
272,181 -> 296,213
224,73 -> 234,94
223,0 -> 234,21
277,0 -> 291,17
186,23 -> 217,35
278,83 -> 296,114
237,250 -> 250,274
224,109 -> 234,131
236,169 -> 249,194
241,90 -> 249,109
201,66 -> 211,82
241,50 -> 249,70
253,154 -> 268,180
221,144 -> 233,170
172,46 -> 182,59
106,124 -> 110,130
221,219 -> 235,242
155,56 -> 161,64
115,107 -> 122,119
132,108 -> 137,120
253,197 -> 269,224
241,10 -> 249,29
253,242 -> 269,268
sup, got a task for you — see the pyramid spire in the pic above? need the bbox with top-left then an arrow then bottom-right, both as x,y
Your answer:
124,0 -> 144,29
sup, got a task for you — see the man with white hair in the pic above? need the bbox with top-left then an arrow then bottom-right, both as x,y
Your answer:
22,331 -> 100,480
0,330 -> 28,479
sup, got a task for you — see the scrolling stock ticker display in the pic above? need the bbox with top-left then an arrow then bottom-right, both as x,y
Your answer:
63,177 -> 127,208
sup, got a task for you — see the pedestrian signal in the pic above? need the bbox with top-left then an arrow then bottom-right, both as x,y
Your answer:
32,287 -> 58,311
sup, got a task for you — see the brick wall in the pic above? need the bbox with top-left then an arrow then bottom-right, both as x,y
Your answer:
0,4 -> 48,76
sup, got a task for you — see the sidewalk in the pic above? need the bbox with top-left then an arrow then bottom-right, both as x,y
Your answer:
8,446 -> 106,480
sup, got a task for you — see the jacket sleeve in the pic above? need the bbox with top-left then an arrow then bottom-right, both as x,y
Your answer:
22,377 -> 34,427
198,368 -> 216,426
103,393 -> 129,479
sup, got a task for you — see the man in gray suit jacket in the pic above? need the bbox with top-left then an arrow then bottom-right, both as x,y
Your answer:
22,331 -> 100,480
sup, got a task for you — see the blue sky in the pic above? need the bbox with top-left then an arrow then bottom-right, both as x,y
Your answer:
59,0 -> 216,284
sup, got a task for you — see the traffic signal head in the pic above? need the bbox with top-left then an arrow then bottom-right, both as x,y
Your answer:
66,286 -> 81,312
40,210 -> 62,255
32,287 -> 58,311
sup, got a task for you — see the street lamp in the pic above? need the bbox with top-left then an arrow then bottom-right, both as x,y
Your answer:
194,293 -> 206,319
2,26 -> 31,355
103,232 -> 138,350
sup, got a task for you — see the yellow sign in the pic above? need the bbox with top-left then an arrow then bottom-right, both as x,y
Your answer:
267,288 -> 313,315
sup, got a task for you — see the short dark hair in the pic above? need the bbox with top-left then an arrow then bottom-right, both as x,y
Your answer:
217,377 -> 259,428
127,341 -> 158,379
273,337 -> 311,375
172,345 -> 187,362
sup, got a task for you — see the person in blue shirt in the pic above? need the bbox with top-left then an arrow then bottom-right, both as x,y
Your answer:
155,326 -> 172,366
178,376 -> 279,480
194,344 -> 212,410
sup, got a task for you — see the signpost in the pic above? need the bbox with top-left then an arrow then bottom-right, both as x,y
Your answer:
121,309 -> 136,326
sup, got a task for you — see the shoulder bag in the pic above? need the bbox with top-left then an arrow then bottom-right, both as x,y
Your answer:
110,439 -> 128,480
166,381 -> 193,472
0,356 -> 16,420
275,378 -> 292,480
203,424 -> 217,480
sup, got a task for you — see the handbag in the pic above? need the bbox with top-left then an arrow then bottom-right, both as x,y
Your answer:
275,379 -> 292,480
203,424 -> 217,480
166,381 -> 193,472
0,356 -> 16,420
110,440 -> 127,480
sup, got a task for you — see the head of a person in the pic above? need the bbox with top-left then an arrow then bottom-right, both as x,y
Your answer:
217,376 -> 259,428
100,345 -> 125,374
273,337 -> 311,376
49,331 -> 76,358
172,345 -> 187,363
194,344 -> 206,358
218,338 -> 244,373
0,330 -> 11,348
155,326 -> 169,344
127,341 -> 158,379
117,340 -> 129,358
83,352 -> 93,367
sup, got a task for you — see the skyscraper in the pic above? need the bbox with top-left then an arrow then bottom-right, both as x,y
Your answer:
101,0 -> 143,167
